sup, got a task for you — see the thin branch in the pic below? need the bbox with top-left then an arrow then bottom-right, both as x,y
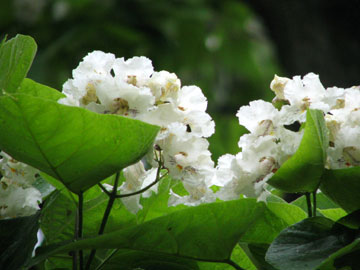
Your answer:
312,190 -> 317,217
94,249 -> 119,270
115,153 -> 166,199
305,192 -> 312,217
98,183 -> 111,196
85,172 -> 121,270
78,192 -> 84,270
115,173 -> 167,199
226,259 -> 245,270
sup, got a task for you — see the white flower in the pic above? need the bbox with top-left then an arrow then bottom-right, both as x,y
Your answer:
0,151 -> 39,187
281,73 -> 329,122
113,56 -> 154,87
270,74 -> 290,100
236,100 -> 280,134
148,71 -> 180,104
120,161 -> 157,214
0,183 -> 41,219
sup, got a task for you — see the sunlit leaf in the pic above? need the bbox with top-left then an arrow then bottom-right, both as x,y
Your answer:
0,34 -> 37,94
268,109 -> 328,193
0,93 -> 159,193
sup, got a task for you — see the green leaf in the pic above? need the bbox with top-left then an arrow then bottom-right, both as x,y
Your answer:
317,238 -> 360,270
0,212 -> 40,270
40,180 -> 137,267
101,249 -> 199,270
18,78 -> 65,101
336,209 -> 360,229
0,34 -> 37,94
240,243 -> 277,270
197,245 -> 256,270
320,167 -> 360,212
137,175 -> 189,223
268,109 -> 328,193
0,93 -> 159,193
265,217 -> 357,270
30,199 -> 306,267
291,192 -> 340,216
318,208 -> 347,222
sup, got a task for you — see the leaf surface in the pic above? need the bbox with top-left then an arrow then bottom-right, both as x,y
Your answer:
268,109 -> 328,192
265,217 -> 357,270
0,93 -> 159,193
0,34 -> 37,94
320,167 -> 360,212
0,212 -> 40,270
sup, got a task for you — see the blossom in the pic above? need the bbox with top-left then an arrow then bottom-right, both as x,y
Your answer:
59,51 -> 216,207
0,151 -> 41,219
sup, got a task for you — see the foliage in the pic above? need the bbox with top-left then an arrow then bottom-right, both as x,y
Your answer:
0,34 -> 359,270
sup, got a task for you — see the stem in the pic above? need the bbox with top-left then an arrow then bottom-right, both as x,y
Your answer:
115,155 -> 166,199
115,173 -> 166,198
312,190 -> 317,217
78,192 -> 84,270
85,172 -> 121,270
94,249 -> 119,270
305,192 -> 312,217
226,259 -> 245,270
73,192 -> 84,270
98,183 -> 111,196
72,251 -> 77,270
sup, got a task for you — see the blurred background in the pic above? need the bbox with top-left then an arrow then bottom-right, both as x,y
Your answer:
1,0 -> 359,162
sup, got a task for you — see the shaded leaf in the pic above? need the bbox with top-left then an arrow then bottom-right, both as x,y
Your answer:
0,212 -> 40,270
268,109 -> 328,193
265,217 -> 357,270
320,167 -> 360,212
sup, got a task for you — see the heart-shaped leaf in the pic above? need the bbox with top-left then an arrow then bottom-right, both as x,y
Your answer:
0,34 -> 37,94
0,92 -> 159,193
268,109 -> 328,193
29,199 -> 306,267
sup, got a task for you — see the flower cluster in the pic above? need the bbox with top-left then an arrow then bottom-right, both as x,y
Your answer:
214,73 -> 360,200
59,51 -> 216,211
0,151 -> 41,219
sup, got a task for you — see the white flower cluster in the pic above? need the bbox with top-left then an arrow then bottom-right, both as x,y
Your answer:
59,51 -> 216,212
0,151 -> 41,219
215,73 -> 360,200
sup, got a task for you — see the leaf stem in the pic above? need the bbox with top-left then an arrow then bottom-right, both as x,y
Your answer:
115,172 -> 167,198
305,192 -> 312,217
94,249 -> 119,270
78,192 -> 84,270
312,190 -> 317,217
85,172 -> 121,270
226,259 -> 245,270
115,152 -> 166,199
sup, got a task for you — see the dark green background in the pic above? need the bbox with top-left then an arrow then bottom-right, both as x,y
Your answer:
1,0 -> 359,161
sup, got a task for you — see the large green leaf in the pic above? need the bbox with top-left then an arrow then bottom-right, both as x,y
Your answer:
320,167 -> 360,212
101,249 -> 200,270
265,217 -> 357,270
268,109 -> 328,193
30,199 -> 306,268
0,93 -> 159,193
0,34 -> 37,94
0,212 -> 40,270
40,177 -> 137,268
